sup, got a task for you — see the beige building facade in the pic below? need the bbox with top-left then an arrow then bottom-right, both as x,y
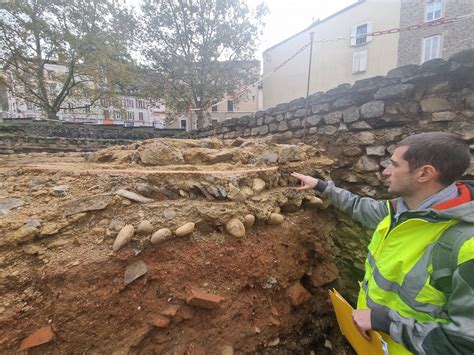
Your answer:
398,0 -> 474,66
262,0 -> 401,109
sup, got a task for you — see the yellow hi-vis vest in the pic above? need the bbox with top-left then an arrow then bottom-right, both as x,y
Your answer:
356,202 -> 459,354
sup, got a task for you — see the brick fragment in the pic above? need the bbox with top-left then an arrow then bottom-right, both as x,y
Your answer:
311,262 -> 340,287
287,281 -> 311,306
185,286 -> 224,309
153,315 -> 170,328
19,325 -> 54,350
161,305 -> 180,317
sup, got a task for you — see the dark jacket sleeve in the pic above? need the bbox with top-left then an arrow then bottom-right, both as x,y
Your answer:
319,181 -> 388,229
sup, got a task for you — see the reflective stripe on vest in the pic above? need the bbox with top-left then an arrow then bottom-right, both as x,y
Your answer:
357,202 -> 457,323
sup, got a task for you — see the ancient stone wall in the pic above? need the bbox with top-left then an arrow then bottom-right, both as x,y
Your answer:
0,119 -> 182,153
185,49 -> 474,196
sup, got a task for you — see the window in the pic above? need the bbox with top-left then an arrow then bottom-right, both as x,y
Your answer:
136,99 -> 146,109
211,104 -> 218,112
85,106 -> 91,113
351,22 -> 373,46
352,50 -> 368,74
426,0 -> 443,22
67,103 -> 74,113
26,102 -> 34,110
227,100 -> 234,112
127,111 -> 135,120
252,95 -> 256,102
100,98 -> 110,107
180,119 -> 187,129
422,35 -> 441,63
103,109 -> 109,119
114,110 -> 122,119
138,112 -> 144,120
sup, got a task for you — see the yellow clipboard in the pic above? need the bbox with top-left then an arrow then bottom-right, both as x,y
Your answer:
329,288 -> 388,355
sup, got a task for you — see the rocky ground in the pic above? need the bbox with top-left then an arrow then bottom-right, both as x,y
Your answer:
0,137 -> 355,354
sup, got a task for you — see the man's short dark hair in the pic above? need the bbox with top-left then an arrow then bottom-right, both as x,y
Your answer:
397,132 -> 471,186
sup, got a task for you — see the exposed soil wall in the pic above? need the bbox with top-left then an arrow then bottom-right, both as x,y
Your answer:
0,139 -> 355,354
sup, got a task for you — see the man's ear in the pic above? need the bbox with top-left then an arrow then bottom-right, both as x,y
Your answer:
417,165 -> 439,183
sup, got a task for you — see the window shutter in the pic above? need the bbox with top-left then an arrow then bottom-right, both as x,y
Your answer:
360,50 -> 368,72
366,22 -> 373,43
352,52 -> 360,73
350,26 -> 357,46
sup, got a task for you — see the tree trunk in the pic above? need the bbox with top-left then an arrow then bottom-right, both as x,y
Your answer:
196,110 -> 205,130
47,110 -> 59,121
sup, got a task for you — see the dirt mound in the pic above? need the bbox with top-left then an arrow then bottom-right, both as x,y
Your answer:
0,138 -> 352,354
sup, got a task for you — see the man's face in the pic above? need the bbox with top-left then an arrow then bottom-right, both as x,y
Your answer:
382,146 -> 417,196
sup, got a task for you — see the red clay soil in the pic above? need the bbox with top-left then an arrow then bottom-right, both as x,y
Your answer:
0,146 -> 354,354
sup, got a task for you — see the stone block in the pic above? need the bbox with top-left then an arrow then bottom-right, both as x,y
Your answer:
332,96 -> 355,109
355,156 -> 380,172
350,121 -> 372,130
306,115 -> 322,126
287,281 -> 311,306
420,97 -> 451,112
294,108 -> 307,118
387,64 -> 418,79
449,48 -> 474,64
309,127 -> 318,134
251,127 -> 260,136
288,119 -> 302,129
342,106 -> 359,123
366,145 -> 386,156
432,112 -> 457,122
351,132 -> 375,145
360,101 -> 385,118
312,103 -> 330,114
185,287 -> 224,309
324,111 -> 342,124
269,122 -> 279,133
276,114 -> 285,122
466,94 -> 474,109
426,81 -> 451,94
285,111 -> 294,120
278,121 -> 288,132
338,123 -> 348,132
264,116 -> 276,124
259,125 -> 269,135
385,128 -> 403,141
374,84 -> 415,100
319,126 -> 338,135
343,146 -> 363,156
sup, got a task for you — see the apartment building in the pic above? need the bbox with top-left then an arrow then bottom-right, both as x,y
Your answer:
262,0 -> 401,109
4,62 -> 164,127
398,0 -> 474,65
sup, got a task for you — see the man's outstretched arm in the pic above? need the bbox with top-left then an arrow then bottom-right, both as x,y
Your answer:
291,173 -> 388,229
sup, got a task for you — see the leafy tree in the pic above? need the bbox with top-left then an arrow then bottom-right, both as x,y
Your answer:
0,0 -> 136,120
141,0 -> 266,130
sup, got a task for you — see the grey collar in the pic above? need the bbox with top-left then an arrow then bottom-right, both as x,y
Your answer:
394,183 -> 459,218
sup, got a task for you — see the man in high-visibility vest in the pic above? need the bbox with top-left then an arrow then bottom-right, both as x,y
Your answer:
292,132 -> 474,354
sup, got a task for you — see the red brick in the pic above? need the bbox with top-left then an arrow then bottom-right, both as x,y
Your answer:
270,306 -> 279,317
176,305 -> 194,321
270,317 -> 281,326
311,262 -> 340,287
287,281 -> 311,306
161,305 -> 180,317
153,315 -> 170,328
19,325 -> 54,350
185,286 -> 224,309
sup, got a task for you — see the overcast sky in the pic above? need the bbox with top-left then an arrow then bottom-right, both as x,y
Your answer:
248,0 -> 358,56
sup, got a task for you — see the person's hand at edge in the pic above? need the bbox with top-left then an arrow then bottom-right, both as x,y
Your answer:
352,309 -> 372,341
291,172 -> 318,192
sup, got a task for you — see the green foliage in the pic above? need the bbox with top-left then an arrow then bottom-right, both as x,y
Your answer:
141,0 -> 266,129
0,0 -> 137,119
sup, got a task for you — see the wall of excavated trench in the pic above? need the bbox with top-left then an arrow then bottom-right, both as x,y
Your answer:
182,48 -> 474,303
